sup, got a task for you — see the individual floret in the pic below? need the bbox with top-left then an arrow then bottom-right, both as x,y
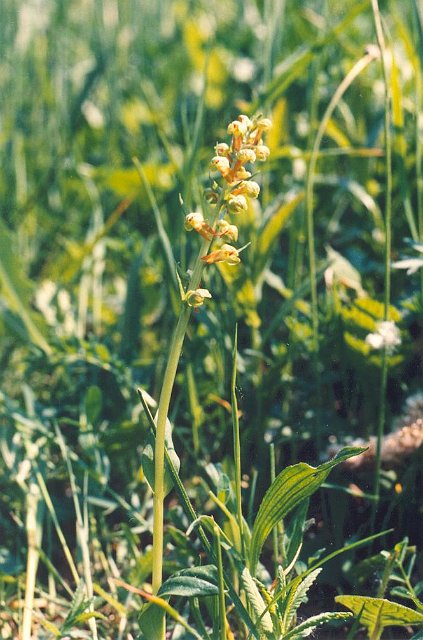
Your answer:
201,243 -> 240,265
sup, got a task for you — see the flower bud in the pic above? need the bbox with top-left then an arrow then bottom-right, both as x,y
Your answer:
256,117 -> 272,131
232,167 -> 252,181
185,212 -> 214,239
255,144 -> 270,161
238,114 -> 252,129
215,142 -> 230,156
220,243 -> 241,265
227,194 -> 248,213
211,155 -> 231,177
185,288 -> 212,308
228,120 -> 248,137
232,180 -> 260,198
184,212 -> 204,231
216,219 -> 239,242
237,148 -> 256,164
245,181 -> 260,198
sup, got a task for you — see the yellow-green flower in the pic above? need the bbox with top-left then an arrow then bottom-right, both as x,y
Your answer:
184,288 -> 212,307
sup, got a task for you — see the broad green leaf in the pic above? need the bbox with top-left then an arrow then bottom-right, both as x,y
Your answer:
84,385 -> 102,425
336,595 -> 423,638
158,565 -> 218,598
139,597 -> 203,640
0,218 -> 51,353
341,298 -> 403,367
250,447 -> 365,572
139,603 -> 166,640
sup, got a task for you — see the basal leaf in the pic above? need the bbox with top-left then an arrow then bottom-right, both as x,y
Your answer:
336,595 -> 423,637
138,603 -> 165,640
158,565 -> 218,598
250,447 -> 365,573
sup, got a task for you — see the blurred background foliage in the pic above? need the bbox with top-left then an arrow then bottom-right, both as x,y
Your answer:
0,0 -> 423,637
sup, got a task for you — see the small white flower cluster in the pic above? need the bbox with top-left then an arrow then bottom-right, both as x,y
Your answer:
365,320 -> 401,353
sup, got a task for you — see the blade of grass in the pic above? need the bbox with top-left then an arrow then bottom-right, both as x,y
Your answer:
306,49 -> 378,353
132,156 -> 178,292
254,0 -> 370,109
54,425 -> 98,640
370,0 -> 393,534
21,477 -> 43,640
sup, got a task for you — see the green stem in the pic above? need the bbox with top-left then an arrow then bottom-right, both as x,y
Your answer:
214,526 -> 227,640
397,560 -> 423,611
370,0 -> 393,533
151,214 -> 220,638
231,325 -> 245,561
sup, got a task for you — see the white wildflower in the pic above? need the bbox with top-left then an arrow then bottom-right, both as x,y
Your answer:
232,57 -> 256,83
365,321 -> 401,353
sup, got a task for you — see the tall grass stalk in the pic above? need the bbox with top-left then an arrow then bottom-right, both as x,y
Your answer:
413,0 -> 423,298
305,49 -> 378,352
270,443 -> 279,574
22,480 -> 43,640
214,525 -> 227,640
55,425 -> 98,640
370,0 -> 393,532
35,467 -> 80,585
